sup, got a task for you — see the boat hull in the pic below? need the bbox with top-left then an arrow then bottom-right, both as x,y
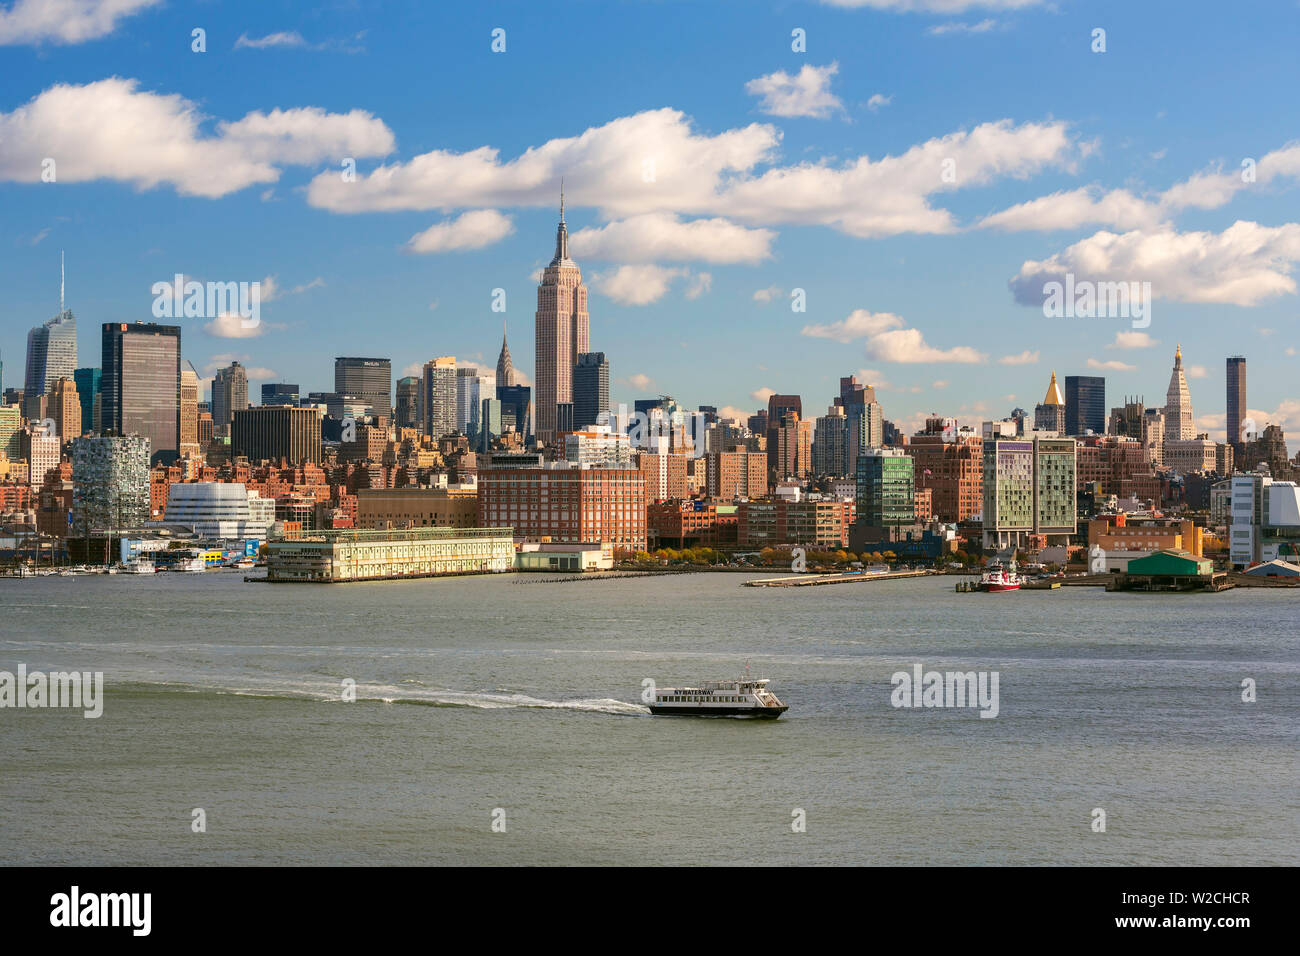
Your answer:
983,582 -> 1020,592
648,705 -> 787,718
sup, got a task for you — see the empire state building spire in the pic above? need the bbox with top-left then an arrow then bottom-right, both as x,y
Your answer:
552,181 -> 570,265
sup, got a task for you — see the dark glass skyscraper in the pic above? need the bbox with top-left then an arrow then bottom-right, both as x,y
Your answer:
334,357 -> 392,419
101,322 -> 181,464
573,352 -> 609,429
1064,375 -> 1105,436
74,367 -> 101,435
1226,356 -> 1246,446
261,383 -> 299,407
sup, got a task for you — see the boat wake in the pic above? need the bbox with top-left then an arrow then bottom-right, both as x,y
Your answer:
114,678 -> 651,716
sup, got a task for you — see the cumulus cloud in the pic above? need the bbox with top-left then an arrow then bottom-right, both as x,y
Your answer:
866,94 -> 892,112
745,63 -> 844,119
803,308 -> 983,362
570,213 -> 774,264
982,142 -> 1300,233
801,309 -> 905,343
304,108 -> 1076,241
203,314 -> 265,339
1009,221 -> 1300,307
593,264 -> 686,305
0,78 -> 394,197
0,0 -> 159,45
751,387 -> 777,404
1107,331 -> 1158,349
407,209 -> 514,253
1086,358 -> 1136,371
753,286 -> 783,304
624,373 -> 655,391
998,349 -> 1039,365
865,327 -> 985,363
1185,364 -> 1208,379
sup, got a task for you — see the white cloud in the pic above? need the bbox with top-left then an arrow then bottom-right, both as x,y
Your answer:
998,350 -> 1039,365
234,31 -> 307,50
570,214 -> 774,264
821,0 -> 1045,10
0,0 -> 159,45
684,272 -> 712,299
0,78 -> 394,197
932,380 -> 949,388
625,373 -> 655,391
753,285 -> 784,304
803,308 -> 983,363
1107,331 -> 1159,349
927,19 -> 999,35
801,309 -> 905,343
745,62 -> 844,119
866,327 -> 985,363
203,314 -> 264,339
304,108 -> 1076,242
717,405 -> 751,423
407,209 -> 514,254
751,387 -> 777,404
866,94 -> 892,112
1009,221 -> 1300,307
1186,364 -> 1208,379
1086,358 -> 1136,371
593,264 -> 686,305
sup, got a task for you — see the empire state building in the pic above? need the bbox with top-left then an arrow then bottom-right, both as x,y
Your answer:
534,189 -> 589,447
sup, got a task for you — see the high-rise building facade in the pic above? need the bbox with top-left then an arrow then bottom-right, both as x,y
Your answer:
534,193 -> 589,447
982,436 -> 1077,549
705,451 -> 768,499
71,435 -> 151,530
856,448 -> 915,530
573,352 -> 610,430
909,433 -> 983,522
813,405 -> 851,477
456,366 -> 496,441
261,383 -> 299,407
24,310 -> 78,405
1163,345 -> 1195,442
1226,356 -> 1246,448
497,384 -> 532,439
101,322 -> 181,464
179,367 -> 200,459
231,406 -> 322,464
395,377 -> 420,429
212,361 -> 249,432
334,357 -> 392,420
1065,375 -> 1105,436
47,376 -> 81,441
422,356 -> 458,439
1034,371 -> 1066,433
478,463 -> 646,552
74,367 -> 101,435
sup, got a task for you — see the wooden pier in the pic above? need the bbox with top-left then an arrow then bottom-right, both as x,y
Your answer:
743,570 -> 929,588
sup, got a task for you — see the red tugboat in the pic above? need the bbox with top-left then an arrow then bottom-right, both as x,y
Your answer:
979,565 -> 1022,592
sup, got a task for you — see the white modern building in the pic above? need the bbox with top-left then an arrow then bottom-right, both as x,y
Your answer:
565,426 -> 633,468
163,482 -> 274,539
1229,474 -> 1300,566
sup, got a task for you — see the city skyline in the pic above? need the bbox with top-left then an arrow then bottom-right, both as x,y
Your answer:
4,1 -> 1299,442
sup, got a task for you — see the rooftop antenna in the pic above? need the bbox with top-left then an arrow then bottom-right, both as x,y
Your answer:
560,177 -> 565,222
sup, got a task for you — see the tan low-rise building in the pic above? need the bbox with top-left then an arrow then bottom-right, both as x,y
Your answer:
1089,513 -> 1203,557
356,487 -> 477,530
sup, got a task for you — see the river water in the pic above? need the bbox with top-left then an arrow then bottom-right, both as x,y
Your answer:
2,571 -> 1296,865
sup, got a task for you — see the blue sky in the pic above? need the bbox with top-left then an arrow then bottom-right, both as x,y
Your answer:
3,0 -> 1298,441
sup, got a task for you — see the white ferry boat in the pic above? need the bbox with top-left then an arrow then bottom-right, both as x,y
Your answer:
649,678 -> 788,718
